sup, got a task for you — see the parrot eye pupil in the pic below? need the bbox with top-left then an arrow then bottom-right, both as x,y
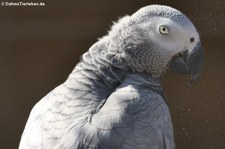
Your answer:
159,25 -> 169,35
190,37 -> 195,43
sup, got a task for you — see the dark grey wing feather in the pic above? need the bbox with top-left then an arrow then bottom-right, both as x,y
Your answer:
19,38 -> 127,149
19,34 -> 174,149
57,77 -> 175,149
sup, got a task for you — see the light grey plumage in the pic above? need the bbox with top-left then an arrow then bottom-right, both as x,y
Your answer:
19,5 -> 204,149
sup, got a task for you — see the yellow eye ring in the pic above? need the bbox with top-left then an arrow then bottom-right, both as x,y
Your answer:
159,25 -> 169,35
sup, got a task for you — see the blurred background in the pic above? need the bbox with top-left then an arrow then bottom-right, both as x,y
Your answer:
0,0 -> 225,148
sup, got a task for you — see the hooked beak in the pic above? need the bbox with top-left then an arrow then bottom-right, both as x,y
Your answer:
169,42 -> 205,80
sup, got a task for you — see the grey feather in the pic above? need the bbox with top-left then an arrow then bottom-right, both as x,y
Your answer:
19,4 -> 204,149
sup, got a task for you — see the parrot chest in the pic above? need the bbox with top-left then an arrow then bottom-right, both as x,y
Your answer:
88,84 -> 174,148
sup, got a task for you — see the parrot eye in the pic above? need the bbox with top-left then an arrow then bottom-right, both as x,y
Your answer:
159,25 -> 169,35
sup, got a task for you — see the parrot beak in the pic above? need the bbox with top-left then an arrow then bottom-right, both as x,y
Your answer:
169,42 -> 205,80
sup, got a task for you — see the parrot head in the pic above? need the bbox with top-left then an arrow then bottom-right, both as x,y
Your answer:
115,5 -> 204,79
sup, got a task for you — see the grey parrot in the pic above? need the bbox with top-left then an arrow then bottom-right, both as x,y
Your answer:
19,5 -> 204,149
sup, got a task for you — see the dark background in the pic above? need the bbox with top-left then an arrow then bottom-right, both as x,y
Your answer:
0,0 -> 225,149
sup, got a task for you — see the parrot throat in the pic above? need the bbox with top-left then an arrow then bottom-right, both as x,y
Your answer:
121,72 -> 164,96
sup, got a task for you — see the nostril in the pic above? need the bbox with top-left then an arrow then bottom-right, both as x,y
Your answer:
190,37 -> 195,43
